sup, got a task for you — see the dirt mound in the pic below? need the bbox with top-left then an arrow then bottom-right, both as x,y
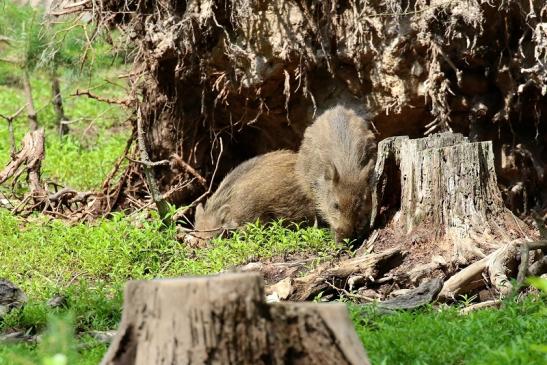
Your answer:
74,0 -> 546,216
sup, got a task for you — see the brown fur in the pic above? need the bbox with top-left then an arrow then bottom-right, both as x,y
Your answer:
192,150 -> 316,244
296,105 -> 377,242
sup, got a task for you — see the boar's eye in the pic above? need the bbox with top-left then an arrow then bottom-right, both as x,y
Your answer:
332,202 -> 340,210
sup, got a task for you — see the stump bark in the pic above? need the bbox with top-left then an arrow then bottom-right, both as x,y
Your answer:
101,273 -> 369,365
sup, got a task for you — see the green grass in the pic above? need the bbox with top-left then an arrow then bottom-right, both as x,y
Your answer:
0,313 -> 108,365
0,68 -> 129,190
0,209 -> 546,364
0,0 -> 129,191
0,210 -> 338,299
0,213 -> 339,364
351,296 -> 547,365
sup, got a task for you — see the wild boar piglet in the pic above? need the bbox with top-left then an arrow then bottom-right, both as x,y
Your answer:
296,105 -> 377,243
190,150 -> 316,245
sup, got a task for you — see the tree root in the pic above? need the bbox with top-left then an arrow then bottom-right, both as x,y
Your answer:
0,130 -> 117,220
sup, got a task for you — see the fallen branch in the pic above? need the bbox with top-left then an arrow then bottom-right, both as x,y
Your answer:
438,256 -> 489,300
459,300 -> 502,315
72,89 -> 134,107
376,278 -> 443,310
287,247 -> 405,301
0,130 -> 106,219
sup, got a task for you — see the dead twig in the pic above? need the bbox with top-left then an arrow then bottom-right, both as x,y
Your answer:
0,104 -> 28,158
516,240 -> 547,287
324,281 -> 376,302
126,156 -> 170,167
459,300 -> 502,315
170,153 -> 207,188
72,89 -> 134,107
172,137 -> 224,221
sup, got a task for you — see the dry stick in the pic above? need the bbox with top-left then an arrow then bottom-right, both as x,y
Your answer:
135,107 -> 172,225
51,73 -> 69,137
72,89 -> 134,107
515,211 -> 547,286
171,153 -> 207,188
125,156 -> 170,167
101,132 -> 134,212
22,70 -> 39,131
0,104 -> 27,158
459,300 -> 502,315
172,137 -> 224,222
324,281 -> 376,302
516,240 -> 547,287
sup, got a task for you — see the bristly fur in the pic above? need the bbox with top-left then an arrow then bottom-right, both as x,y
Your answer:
296,105 -> 377,242
192,150 -> 316,244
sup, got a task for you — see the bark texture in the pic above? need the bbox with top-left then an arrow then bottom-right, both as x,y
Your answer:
51,74 -> 69,136
371,132 -> 537,297
22,70 -> 38,131
101,273 -> 369,365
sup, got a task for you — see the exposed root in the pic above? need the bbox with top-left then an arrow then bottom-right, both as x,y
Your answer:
0,130 -> 118,220
48,0 -> 547,214
284,247 -> 405,301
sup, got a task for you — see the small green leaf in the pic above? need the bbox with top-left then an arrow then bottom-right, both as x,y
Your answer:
527,277 -> 547,293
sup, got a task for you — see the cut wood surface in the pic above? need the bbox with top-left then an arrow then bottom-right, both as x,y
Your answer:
101,273 -> 370,365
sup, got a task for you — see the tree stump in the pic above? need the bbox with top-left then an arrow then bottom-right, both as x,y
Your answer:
373,133 -> 538,297
101,273 -> 369,365
387,133 -> 512,262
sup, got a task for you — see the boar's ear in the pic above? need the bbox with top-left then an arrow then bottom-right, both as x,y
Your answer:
324,162 -> 340,183
195,203 -> 204,219
359,159 -> 376,185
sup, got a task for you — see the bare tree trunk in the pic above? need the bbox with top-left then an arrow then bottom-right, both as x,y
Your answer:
51,71 -> 69,137
101,273 -> 369,365
22,69 -> 38,131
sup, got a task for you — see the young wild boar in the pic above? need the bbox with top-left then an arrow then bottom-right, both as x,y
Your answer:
191,150 -> 316,245
296,105 -> 377,243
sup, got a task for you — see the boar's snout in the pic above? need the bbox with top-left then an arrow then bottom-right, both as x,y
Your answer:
334,227 -> 354,243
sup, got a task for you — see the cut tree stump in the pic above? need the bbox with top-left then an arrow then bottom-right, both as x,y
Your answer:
371,133 -> 537,298
101,273 -> 369,365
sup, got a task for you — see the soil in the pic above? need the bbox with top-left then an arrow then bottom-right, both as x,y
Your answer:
83,0 -> 546,218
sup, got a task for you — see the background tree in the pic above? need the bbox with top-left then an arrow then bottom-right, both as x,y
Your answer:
0,2 -> 94,136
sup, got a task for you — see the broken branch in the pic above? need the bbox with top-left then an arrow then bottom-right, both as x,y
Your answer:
72,89 -> 133,107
